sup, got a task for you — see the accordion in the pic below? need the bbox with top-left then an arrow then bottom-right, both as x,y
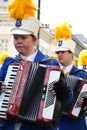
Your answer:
63,74 -> 87,119
0,61 -> 66,127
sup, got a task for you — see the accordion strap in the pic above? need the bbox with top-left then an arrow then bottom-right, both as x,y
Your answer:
39,55 -> 55,65
14,55 -> 55,65
39,58 -> 52,64
14,55 -> 23,62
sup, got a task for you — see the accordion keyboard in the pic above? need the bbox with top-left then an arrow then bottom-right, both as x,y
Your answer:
0,64 -> 19,119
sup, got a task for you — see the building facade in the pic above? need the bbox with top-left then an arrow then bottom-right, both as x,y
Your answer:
0,0 -> 58,58
0,0 -> 87,62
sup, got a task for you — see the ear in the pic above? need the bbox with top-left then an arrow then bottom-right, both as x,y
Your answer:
72,53 -> 74,56
33,37 -> 38,45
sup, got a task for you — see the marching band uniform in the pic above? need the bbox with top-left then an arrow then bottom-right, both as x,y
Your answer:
58,65 -> 87,130
0,1 -> 73,130
0,49 -> 59,130
54,22 -> 87,130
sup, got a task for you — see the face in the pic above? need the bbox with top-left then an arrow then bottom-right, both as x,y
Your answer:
13,34 -> 37,56
57,51 -> 74,67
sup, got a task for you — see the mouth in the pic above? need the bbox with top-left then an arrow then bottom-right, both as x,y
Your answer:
59,57 -> 63,60
16,46 -> 24,52
17,46 -> 24,49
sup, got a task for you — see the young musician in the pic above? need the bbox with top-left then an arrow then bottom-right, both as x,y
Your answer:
53,22 -> 87,130
0,17 -> 59,130
0,0 -> 73,130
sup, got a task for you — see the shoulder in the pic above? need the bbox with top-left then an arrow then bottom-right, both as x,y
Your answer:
43,55 -> 59,66
2,57 -> 13,65
4,57 -> 17,63
70,65 -> 87,79
0,57 -> 19,81
36,50 -> 59,66
50,58 -> 59,65
1,56 -> 19,68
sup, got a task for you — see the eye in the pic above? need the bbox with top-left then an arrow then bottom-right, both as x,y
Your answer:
14,37 -> 18,40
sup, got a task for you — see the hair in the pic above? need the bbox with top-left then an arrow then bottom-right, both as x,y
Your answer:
30,34 -> 36,38
57,50 -> 73,59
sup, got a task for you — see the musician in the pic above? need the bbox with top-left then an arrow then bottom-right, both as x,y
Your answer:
0,0 -> 74,130
0,17 -> 59,130
53,22 -> 87,130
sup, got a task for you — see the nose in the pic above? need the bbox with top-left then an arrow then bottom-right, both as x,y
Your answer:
16,38 -> 22,44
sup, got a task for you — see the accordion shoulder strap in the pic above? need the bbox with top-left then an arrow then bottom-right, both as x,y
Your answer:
39,55 -> 55,65
13,55 -> 55,65
14,55 -> 23,62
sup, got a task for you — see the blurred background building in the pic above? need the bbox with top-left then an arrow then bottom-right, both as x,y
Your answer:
0,0 -> 87,66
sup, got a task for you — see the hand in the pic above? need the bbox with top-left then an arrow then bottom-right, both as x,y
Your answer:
78,95 -> 87,107
49,80 -> 68,103
78,95 -> 87,118
78,98 -> 83,107
0,81 -> 6,93
53,80 -> 68,95
49,85 -> 56,95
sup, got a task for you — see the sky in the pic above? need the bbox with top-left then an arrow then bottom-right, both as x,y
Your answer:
35,0 -> 87,38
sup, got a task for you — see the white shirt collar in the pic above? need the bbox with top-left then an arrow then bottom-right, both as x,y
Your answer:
21,50 -> 38,62
59,63 -> 73,73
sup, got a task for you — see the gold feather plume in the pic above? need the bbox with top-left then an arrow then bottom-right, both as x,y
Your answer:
0,50 -> 10,64
54,22 -> 72,42
8,0 -> 38,20
78,50 -> 87,66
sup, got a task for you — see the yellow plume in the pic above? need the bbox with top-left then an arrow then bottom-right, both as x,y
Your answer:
0,50 -> 10,64
78,50 -> 87,66
8,0 -> 38,20
54,22 -> 72,42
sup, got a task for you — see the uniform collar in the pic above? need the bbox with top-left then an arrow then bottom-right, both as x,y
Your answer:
21,50 -> 38,62
59,63 -> 73,73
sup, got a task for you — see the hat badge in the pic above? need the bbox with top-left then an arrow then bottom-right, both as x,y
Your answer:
58,40 -> 63,46
15,19 -> 22,27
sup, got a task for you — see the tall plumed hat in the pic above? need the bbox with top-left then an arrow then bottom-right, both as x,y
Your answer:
54,22 -> 76,54
8,0 -> 41,37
